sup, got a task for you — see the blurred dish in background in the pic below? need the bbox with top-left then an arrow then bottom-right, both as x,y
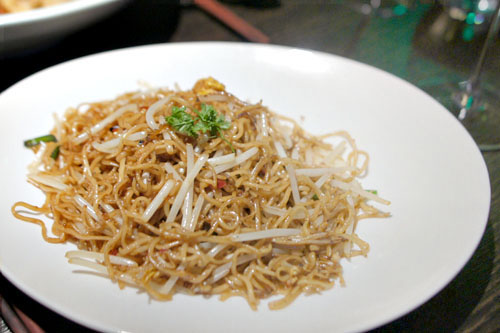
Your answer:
0,0 -> 129,57
0,0 -> 69,14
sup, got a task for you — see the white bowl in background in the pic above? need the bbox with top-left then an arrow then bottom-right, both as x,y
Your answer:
0,0 -> 129,56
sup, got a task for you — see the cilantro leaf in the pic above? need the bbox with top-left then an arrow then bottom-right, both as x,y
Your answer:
165,104 -> 233,151
165,106 -> 198,138
194,104 -> 231,136
195,104 -> 233,151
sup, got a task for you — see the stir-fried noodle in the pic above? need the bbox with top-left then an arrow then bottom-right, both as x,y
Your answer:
12,78 -> 390,309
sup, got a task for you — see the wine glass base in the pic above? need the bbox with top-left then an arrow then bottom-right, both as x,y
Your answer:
423,82 -> 500,152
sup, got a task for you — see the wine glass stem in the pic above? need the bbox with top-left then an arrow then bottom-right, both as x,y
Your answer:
468,2 -> 500,91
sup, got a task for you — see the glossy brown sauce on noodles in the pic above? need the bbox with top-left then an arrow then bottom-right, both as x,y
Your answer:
12,78 -> 390,309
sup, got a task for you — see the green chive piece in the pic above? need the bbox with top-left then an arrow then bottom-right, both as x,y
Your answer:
50,146 -> 60,160
24,134 -> 57,148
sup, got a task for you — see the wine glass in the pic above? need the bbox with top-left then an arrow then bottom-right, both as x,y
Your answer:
428,1 -> 500,151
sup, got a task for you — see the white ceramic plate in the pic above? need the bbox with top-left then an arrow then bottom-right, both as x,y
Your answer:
0,0 -> 128,56
0,43 -> 490,333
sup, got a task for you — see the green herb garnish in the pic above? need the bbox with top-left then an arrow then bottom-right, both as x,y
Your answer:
194,104 -> 231,136
166,106 -> 198,137
50,145 -> 60,160
312,194 -> 319,201
24,134 -> 57,148
367,190 -> 378,195
165,104 -> 233,151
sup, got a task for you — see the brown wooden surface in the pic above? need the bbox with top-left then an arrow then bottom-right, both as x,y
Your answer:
1,1 -> 498,332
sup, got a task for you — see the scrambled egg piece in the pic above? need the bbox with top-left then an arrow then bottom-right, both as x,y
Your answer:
193,77 -> 226,96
